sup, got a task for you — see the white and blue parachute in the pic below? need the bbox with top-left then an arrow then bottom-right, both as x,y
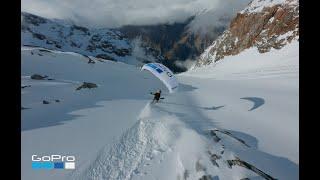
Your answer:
141,63 -> 179,93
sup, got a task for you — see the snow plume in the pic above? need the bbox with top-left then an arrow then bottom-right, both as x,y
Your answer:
174,59 -> 196,70
22,0 -> 249,28
131,37 -> 157,63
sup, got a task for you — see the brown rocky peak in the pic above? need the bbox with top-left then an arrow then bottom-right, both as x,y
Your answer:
196,0 -> 299,67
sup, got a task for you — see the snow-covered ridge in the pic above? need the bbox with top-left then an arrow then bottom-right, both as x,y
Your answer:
21,12 -> 141,65
241,0 -> 298,14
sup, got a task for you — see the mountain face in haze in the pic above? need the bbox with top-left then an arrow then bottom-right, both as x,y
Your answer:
116,1 -> 251,72
118,16 -> 229,72
21,12 -> 140,64
195,0 -> 299,67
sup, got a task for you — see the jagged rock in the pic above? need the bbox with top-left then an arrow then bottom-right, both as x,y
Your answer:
70,41 -> 81,48
208,130 -> 221,142
88,58 -> 95,64
42,100 -> 50,104
71,25 -> 90,35
208,151 -> 221,167
211,129 -> 250,147
76,82 -> 98,90
21,85 -> 31,89
91,34 -> 102,42
113,48 -> 131,57
22,12 -> 47,26
95,54 -> 116,61
39,49 -> 52,53
46,40 -> 54,44
31,74 -> 48,80
227,157 -> 276,180
100,41 -> 114,49
86,45 -> 96,52
83,55 -> 95,64
199,175 -> 213,180
32,33 -> 46,40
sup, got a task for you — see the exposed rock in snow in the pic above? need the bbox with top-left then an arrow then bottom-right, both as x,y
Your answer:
76,82 -> 98,90
30,74 -> 48,80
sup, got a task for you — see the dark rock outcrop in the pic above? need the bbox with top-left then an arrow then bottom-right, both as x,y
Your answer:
21,85 -> 31,89
42,100 -> 50,104
32,33 -> 46,40
199,175 -> 213,180
22,12 -> 47,26
95,54 -> 116,61
76,82 -> 98,90
31,74 -> 48,80
227,157 -> 276,180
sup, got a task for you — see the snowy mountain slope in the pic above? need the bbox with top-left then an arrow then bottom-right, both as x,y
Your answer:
22,37 -> 298,180
181,39 -> 298,163
21,12 -> 142,65
21,46 -> 168,180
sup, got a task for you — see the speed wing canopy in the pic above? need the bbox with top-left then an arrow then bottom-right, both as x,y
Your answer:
141,63 -> 179,93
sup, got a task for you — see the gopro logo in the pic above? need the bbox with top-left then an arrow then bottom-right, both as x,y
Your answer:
31,154 -> 76,170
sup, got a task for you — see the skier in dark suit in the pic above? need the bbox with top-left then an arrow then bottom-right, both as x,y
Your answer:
151,90 -> 162,103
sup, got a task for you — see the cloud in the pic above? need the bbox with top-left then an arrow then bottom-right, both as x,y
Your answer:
187,0 -> 251,36
131,37 -> 157,63
21,0 -> 250,28
174,59 -> 196,70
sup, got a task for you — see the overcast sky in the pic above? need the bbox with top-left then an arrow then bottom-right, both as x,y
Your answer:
21,0 -> 250,28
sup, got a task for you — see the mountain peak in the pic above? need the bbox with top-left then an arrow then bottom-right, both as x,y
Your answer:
195,0 -> 299,68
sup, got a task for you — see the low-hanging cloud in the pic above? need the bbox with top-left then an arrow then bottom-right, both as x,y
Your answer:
174,59 -> 197,70
187,0 -> 251,35
21,0 -> 250,28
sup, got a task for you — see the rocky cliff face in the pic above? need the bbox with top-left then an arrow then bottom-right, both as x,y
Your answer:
196,0 -> 299,67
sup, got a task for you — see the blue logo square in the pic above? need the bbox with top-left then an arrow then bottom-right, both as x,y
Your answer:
54,162 -> 64,169
156,68 -> 163,73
